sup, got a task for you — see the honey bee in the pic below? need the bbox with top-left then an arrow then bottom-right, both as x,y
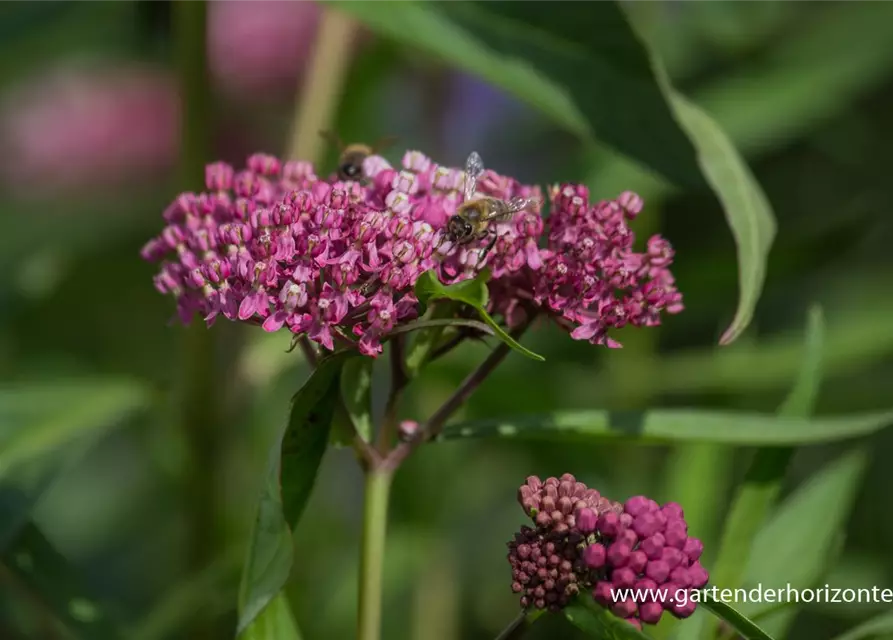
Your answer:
440,151 -> 540,263
319,131 -> 396,182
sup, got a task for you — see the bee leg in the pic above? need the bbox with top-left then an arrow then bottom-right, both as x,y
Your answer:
477,231 -> 499,267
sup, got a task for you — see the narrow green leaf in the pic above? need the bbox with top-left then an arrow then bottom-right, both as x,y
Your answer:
590,2 -> 893,202
699,308 -> 825,640
440,408 -> 893,446
0,379 -> 148,550
699,593 -> 775,640
831,610 -> 893,640
237,352 -> 352,635
564,597 -> 653,639
241,593 -> 303,640
413,270 -> 544,361
340,357 -> 374,443
740,448 -> 869,635
330,0 -> 706,189
0,379 -> 148,478
776,306 -> 825,417
387,318 -> 495,339
2,521 -> 119,639
663,91 -> 776,345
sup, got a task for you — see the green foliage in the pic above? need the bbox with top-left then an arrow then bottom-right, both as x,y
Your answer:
831,610 -> 893,640
240,594 -> 303,640
742,448 -> 870,636
414,270 -> 544,361
438,408 -> 893,446
661,92 -> 776,346
700,308 -> 825,639
339,357 -> 374,443
699,594 -> 776,640
2,522 -> 120,639
564,598 -> 653,640
237,353 -> 352,635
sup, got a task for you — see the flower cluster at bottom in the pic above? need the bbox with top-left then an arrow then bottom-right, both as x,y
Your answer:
507,474 -> 708,629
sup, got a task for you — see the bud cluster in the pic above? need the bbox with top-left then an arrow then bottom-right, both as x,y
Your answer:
507,474 -> 708,629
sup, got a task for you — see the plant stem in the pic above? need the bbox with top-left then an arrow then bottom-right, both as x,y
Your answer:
287,7 -> 359,161
376,335 -> 408,453
494,611 -> 530,640
384,317 -> 533,470
357,469 -> 393,640
173,3 -> 221,639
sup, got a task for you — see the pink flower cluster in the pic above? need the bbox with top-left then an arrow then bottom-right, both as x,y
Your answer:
509,475 -> 708,629
142,150 -> 682,356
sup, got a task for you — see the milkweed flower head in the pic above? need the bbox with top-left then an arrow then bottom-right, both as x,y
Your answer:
142,150 -> 682,356
508,475 -> 708,627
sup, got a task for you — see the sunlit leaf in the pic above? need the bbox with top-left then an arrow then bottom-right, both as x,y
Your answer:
440,407 -> 893,446
661,91 -> 776,345
241,593 -> 303,640
237,352 -> 352,635
708,308 -> 824,586
414,270 -> 544,361
741,448 -> 869,635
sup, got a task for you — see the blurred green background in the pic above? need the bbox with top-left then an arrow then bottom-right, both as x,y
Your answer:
1,2 -> 892,639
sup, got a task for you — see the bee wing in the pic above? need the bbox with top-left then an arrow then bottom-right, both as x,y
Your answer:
319,130 -> 345,150
464,151 -> 485,202
372,135 -> 398,153
505,197 -> 541,214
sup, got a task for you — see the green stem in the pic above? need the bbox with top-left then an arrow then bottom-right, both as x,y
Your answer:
173,3 -> 219,639
358,470 -> 393,640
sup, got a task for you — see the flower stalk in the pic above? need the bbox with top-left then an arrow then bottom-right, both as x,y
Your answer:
358,468 -> 393,640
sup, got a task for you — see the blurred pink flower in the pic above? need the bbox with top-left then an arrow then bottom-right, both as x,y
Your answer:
0,64 -> 179,195
208,0 -> 322,95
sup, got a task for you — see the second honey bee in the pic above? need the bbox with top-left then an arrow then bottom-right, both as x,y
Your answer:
440,151 -> 540,263
320,131 -> 396,182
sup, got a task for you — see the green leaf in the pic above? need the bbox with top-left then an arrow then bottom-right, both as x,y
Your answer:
698,593 -> 776,640
240,593 -> 303,640
564,597 -> 653,639
2,521 -> 119,639
413,270 -> 544,361
590,2 -> 893,203
439,407 -> 893,446
340,357 -> 374,443
697,308 -> 825,640
237,352 -> 352,635
663,91 -> 776,345
330,0 -> 706,189
831,610 -> 893,640
0,379 -> 148,478
740,448 -> 869,635
0,379 -> 148,549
